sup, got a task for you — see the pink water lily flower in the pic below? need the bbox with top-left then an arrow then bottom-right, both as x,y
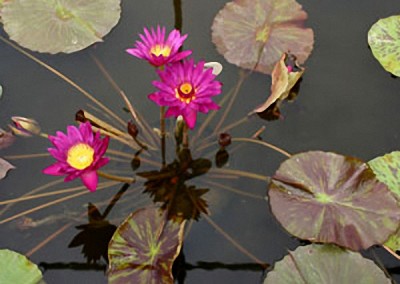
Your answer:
43,122 -> 110,192
149,59 -> 222,129
126,25 -> 192,67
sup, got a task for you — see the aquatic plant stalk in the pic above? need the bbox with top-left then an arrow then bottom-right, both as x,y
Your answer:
0,181 -> 119,225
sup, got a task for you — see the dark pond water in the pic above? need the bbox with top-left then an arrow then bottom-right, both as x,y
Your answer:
1,0 -> 400,283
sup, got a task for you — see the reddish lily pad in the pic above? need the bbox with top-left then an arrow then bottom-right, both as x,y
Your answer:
212,0 -> 314,74
254,52 -> 304,113
264,244 -> 391,283
1,0 -> 121,54
368,16 -> 400,77
108,207 -> 185,284
268,151 -> 400,250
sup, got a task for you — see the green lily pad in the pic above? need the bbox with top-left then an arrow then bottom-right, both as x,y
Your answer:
0,249 -> 43,284
368,15 -> 400,77
211,0 -> 314,74
264,244 -> 391,283
268,151 -> 400,250
1,0 -> 121,54
108,207 -> 185,284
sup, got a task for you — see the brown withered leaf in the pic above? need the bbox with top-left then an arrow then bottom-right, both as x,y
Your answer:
254,52 -> 304,114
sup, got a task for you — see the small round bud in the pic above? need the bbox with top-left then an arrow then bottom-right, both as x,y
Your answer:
75,110 -> 87,123
218,133 -> 231,147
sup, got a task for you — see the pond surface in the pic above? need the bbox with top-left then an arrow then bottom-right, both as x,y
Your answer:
1,0 -> 400,283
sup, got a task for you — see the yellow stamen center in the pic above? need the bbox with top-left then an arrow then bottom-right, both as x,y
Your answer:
67,143 -> 94,170
150,45 -> 171,57
175,82 -> 196,104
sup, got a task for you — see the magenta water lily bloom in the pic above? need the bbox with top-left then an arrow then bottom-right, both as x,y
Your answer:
126,25 -> 192,67
149,59 -> 222,129
43,122 -> 110,192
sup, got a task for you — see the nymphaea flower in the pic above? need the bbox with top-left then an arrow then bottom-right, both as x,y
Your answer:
126,25 -> 192,67
43,122 -> 110,192
149,59 -> 222,129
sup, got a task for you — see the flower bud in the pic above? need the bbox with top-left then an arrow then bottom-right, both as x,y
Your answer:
9,116 -> 41,137
127,121 -> 139,139
218,133 -> 231,147
75,110 -> 87,123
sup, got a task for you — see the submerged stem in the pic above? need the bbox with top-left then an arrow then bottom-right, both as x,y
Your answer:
202,214 -> 268,269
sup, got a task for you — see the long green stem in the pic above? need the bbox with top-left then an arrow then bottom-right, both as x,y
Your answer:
173,0 -> 183,31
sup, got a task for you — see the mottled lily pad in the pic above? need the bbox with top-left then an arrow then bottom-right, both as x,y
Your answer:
108,207 -> 185,284
369,151 -> 400,252
268,151 -> 400,250
368,16 -> 400,77
0,249 -> 43,284
212,0 -> 314,74
1,0 -> 121,54
264,244 -> 391,283
369,151 -> 400,198
254,52 -> 304,113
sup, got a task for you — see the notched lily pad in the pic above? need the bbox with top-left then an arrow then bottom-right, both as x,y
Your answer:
268,151 -> 400,250
253,52 -> 304,116
1,0 -> 121,54
108,207 -> 185,284
212,0 -> 314,74
264,244 -> 391,283
368,15 -> 400,77
0,249 -> 43,284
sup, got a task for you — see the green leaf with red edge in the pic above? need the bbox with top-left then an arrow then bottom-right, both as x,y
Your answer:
211,0 -> 314,74
368,16 -> 400,77
1,0 -> 121,54
268,151 -> 400,251
264,244 -> 391,284
108,207 -> 185,284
